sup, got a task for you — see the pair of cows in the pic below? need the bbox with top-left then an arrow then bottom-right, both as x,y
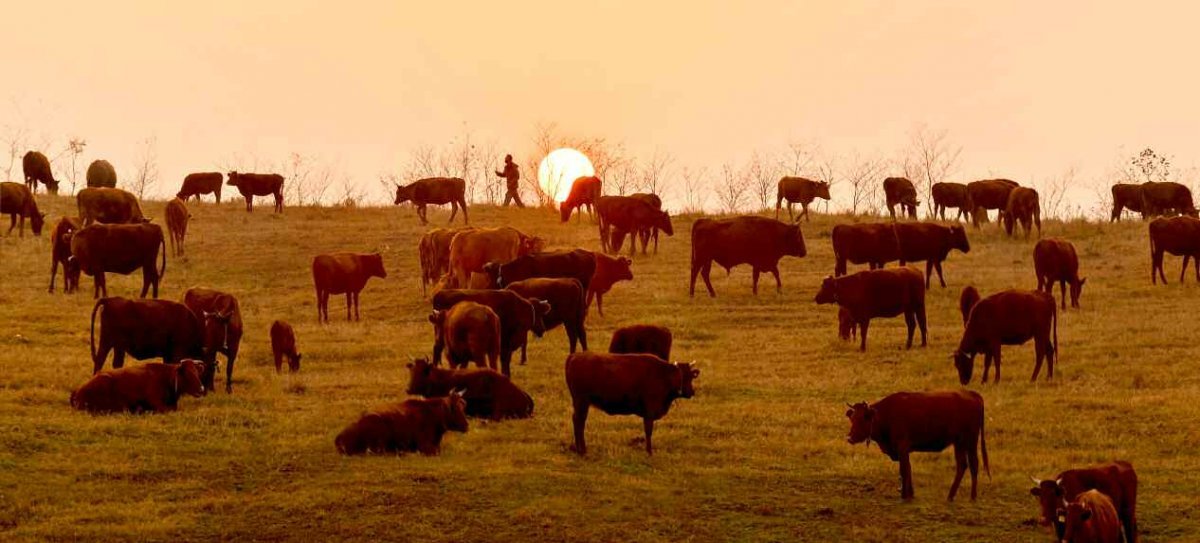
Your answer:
20,152 -> 122,193
594,194 -> 673,256
931,179 -> 1043,237
777,176 -> 921,221
1111,181 -> 1196,221
175,171 -> 284,212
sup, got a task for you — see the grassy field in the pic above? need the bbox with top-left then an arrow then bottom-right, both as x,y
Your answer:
2,194 -> 1199,542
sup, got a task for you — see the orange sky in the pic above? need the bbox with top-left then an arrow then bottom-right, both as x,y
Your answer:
4,1 -> 1199,208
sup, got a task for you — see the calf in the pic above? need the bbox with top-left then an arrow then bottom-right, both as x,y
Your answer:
429,301 -> 503,372
959,285 -> 980,325
1034,238 -> 1085,309
505,278 -> 588,357
1148,216 -> 1200,284
895,222 -> 971,288
448,226 -> 542,289
23,151 -> 59,194
565,352 -> 699,455
70,360 -> 207,414
484,248 -> 595,291
227,171 -> 284,213
86,159 -> 117,188
931,182 -> 972,221
312,252 -> 387,322
1,182 -> 46,237
776,177 -> 831,222
883,177 -> 919,219
77,187 -> 148,225
588,252 -> 633,315
953,289 -> 1057,384
1031,461 -> 1138,543
70,223 -> 166,299
831,223 -> 899,276
608,324 -> 672,361
1004,186 -> 1042,238
335,394 -> 468,456
165,197 -> 189,257
394,177 -> 468,224
690,216 -> 807,297
967,179 -> 1019,227
406,357 -> 533,420
48,216 -> 82,293
431,289 -> 550,375
1062,490 -> 1123,543
89,297 -> 218,374
270,320 -> 302,373
845,390 -> 989,501
1110,184 -> 1144,222
560,176 -> 602,222
177,172 -> 223,203
182,288 -> 243,393
814,267 -> 927,351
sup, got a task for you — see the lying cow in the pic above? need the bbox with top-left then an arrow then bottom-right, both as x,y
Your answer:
70,223 -> 166,299
165,197 -> 189,257
429,301 -> 503,372
448,226 -> 542,289
227,171 -> 284,213
1062,490 -> 1123,543
505,278 -> 587,357
335,394 -> 468,455
560,176 -> 602,222
883,177 -> 920,219
1110,183 -> 1144,222
48,216 -> 82,293
177,172 -> 223,203
394,177 -> 468,225
77,187 -> 148,225
1,181 -> 45,237
89,297 -> 217,374
588,252 -> 633,315
71,360 -> 207,414
23,151 -> 59,194
1034,238 -> 1085,309
270,320 -> 302,373
86,159 -> 117,188
312,252 -> 387,322
953,289 -> 1057,384
1031,461 -> 1138,543
931,182 -> 972,221
406,357 -> 533,420
690,216 -> 807,297
967,179 -> 1019,227
182,288 -> 243,393
776,177 -> 831,222
608,324 -> 672,361
431,289 -> 549,375
815,267 -> 927,351
483,248 -> 595,291
1004,186 -> 1042,238
1148,216 -> 1200,284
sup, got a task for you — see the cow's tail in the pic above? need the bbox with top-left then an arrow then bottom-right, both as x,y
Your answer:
1051,303 -> 1059,359
90,299 -> 104,364
522,388 -> 535,418
158,235 -> 167,279
980,408 -> 991,479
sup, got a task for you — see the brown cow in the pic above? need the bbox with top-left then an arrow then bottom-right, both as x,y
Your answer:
429,301 -> 502,373
165,198 -> 189,257
967,179 -> 1019,227
1062,490 -> 1123,543
418,227 -> 474,296
1031,461 -> 1138,543
845,390 -> 989,501
831,223 -> 899,276
89,297 -> 218,375
484,248 -> 595,291
70,223 -> 166,298
1004,186 -> 1042,238
431,289 -> 549,375
588,253 -> 633,315
71,360 -> 206,414
312,253 -> 387,322
335,394 -> 468,456
448,227 -> 542,289
406,357 -> 533,420
837,306 -> 857,341
1141,181 -> 1196,217
608,324 -> 672,361
1034,238 -> 1085,309
505,278 -> 588,357
776,177 -> 831,222
22,151 -> 59,194
565,352 -> 699,455
1148,216 -> 1200,284
690,216 -> 807,297
560,176 -> 602,222
270,320 -> 301,373
177,172 -> 224,203
896,222 -> 971,288
959,285 -> 980,325
86,159 -> 117,188
226,172 -> 284,213
394,177 -> 468,225
77,187 -> 148,225
1,182 -> 45,237
182,288 -> 242,393
883,177 -> 920,219
814,267 -> 927,351
932,182 -> 973,221
48,216 -> 83,293
1110,184 -> 1144,222
595,195 -> 674,256
629,192 -> 665,252
953,289 -> 1057,384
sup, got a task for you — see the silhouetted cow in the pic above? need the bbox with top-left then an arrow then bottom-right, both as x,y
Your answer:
227,171 -> 284,213
70,223 -> 166,298
429,301 -> 502,372
1,182 -> 45,237
595,195 -> 673,256
177,172 -> 223,203
77,187 -> 148,225
896,222 -> 971,288
776,177 -> 831,222
588,253 -> 633,315
1148,216 -> 1200,284
431,289 -> 550,375
89,297 -> 218,375
22,151 -> 58,194
1110,184 -> 1144,222
1034,238 -> 1085,309
312,252 -> 387,322
270,320 -> 301,373
86,159 -> 117,188
690,216 -> 807,297
394,177 -> 468,224
814,267 -> 927,351
448,226 -> 542,289
1031,461 -> 1138,543
953,289 -> 1057,384
608,324 -> 672,360
71,360 -> 206,414
505,278 -> 588,357
1062,490 -> 1123,543
1004,186 -> 1042,238
560,176 -> 602,222
48,216 -> 82,293
1141,181 -> 1196,217
629,192 -> 665,252
967,179 -> 1019,227
883,177 -> 920,219
165,198 -> 188,257
182,288 -> 242,393
831,223 -> 899,276
932,182 -> 972,221
335,394 -> 468,456
406,357 -> 533,420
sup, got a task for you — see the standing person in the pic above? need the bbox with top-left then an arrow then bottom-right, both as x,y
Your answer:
496,154 -> 524,208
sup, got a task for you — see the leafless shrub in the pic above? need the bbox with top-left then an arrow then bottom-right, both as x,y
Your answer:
129,136 -> 159,200
747,151 -> 780,211
905,124 -> 961,216
1036,166 -> 1075,220
715,163 -> 749,214
842,152 -> 887,215
680,166 -> 710,214
64,138 -> 86,195
636,149 -> 673,198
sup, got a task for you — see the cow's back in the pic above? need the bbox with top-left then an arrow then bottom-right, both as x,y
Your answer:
968,179 -> 1019,209
450,227 -> 523,276
966,289 -> 1054,344
1150,216 -> 1200,254
86,160 -> 118,188
837,267 -> 924,318
695,216 -> 792,268
0,182 -> 31,214
1034,238 -> 1078,279
874,390 -> 983,453
313,253 -> 367,294
505,278 -> 584,330
832,223 -> 900,265
565,352 -> 671,416
71,223 -> 163,274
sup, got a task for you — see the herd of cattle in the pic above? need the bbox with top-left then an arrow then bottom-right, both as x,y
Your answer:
10,154 -> 1199,541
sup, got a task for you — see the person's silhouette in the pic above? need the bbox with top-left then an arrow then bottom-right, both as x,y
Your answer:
496,154 -> 524,207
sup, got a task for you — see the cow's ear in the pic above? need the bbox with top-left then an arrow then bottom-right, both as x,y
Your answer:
1030,487 -> 1040,496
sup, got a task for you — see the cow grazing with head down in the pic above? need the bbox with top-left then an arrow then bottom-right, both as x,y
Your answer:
49,216 -> 83,293
1031,461 -> 1138,543
776,177 -> 831,222
967,179 -> 1019,227
429,301 -> 504,373
312,252 -> 387,322
448,226 -> 543,289
1110,184 -> 1144,222
394,177 -> 468,224
70,223 -> 166,299
86,159 -> 117,188
588,252 -> 633,315
953,289 -> 1057,384
690,216 -> 807,297
165,198 -> 189,257
335,394 -> 469,456
269,320 -> 302,373
565,352 -> 699,455
406,357 -> 533,420
959,285 -> 980,325
505,278 -> 588,357
932,182 -> 973,221
895,222 -> 971,288
1004,186 -> 1042,238
845,390 -> 989,501
177,172 -> 223,203
431,289 -> 550,375
77,187 -> 149,226
595,195 -> 673,256
89,297 -> 220,377
815,267 -> 927,351
1061,490 -> 1123,543
1141,181 -> 1197,218
628,193 -> 666,252
1149,216 -> 1200,284
560,176 -> 603,222
227,172 -> 284,213
418,227 -> 474,296
22,151 -> 59,194
1034,238 -> 1085,309
608,324 -> 672,361
71,360 -> 207,414
883,177 -> 920,219
1,182 -> 45,237
182,288 -> 242,393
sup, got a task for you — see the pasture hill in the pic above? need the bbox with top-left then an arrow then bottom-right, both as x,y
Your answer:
2,194 -> 1199,542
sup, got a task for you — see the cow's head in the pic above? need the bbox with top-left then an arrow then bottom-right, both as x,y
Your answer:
787,223 -> 808,257
31,212 -> 46,236
1070,278 -> 1086,308
289,352 -> 302,372
176,359 -> 207,398
406,357 -> 443,396
518,234 -> 545,256
1029,477 -> 1067,528
844,401 -> 874,445
1060,498 -> 1096,543
656,211 -> 675,236
443,391 -> 469,433
594,254 -> 634,286
394,183 -> 413,205
45,179 -> 60,195
816,182 -> 831,200
559,201 -> 574,222
367,253 -> 388,279
949,225 -> 970,253
952,350 -> 975,384
528,298 -> 551,337
226,172 -> 240,186
813,276 -> 838,305
674,362 -> 700,399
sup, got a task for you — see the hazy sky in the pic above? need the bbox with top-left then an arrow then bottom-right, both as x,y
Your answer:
4,1 -> 1199,207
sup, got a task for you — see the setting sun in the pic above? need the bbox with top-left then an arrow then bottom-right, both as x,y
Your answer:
538,148 -> 595,202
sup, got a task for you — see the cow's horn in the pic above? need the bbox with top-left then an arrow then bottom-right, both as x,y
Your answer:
846,403 -> 854,409
1030,476 -> 1041,485
1054,478 -> 1063,486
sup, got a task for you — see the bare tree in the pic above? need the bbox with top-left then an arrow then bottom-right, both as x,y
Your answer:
906,124 -> 962,216
1036,166 -> 1075,220
747,151 -> 780,211
715,163 -> 749,214
64,138 -> 86,195
680,166 -> 710,214
1128,147 -> 1172,182
2,124 -> 29,181
636,149 -> 673,197
129,136 -> 159,199
610,160 -> 636,196
811,151 -> 839,214
335,174 -> 365,208
780,140 -> 817,175
842,152 -> 887,216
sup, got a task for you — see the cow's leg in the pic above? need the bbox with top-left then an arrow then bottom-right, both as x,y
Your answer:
916,304 -> 928,347
96,273 -> 108,299
701,261 -> 716,298
858,320 -> 869,352
948,445 -> 966,501
345,293 -> 353,321
751,268 -> 760,295
1182,256 -> 1190,283
7,214 -> 16,235
354,292 -> 361,321
448,202 -> 458,223
112,349 -> 126,369
967,438 -> 980,501
628,230 -> 637,258
899,451 -> 914,500
225,348 -> 237,394
924,261 -> 934,289
643,418 -> 655,455
770,265 -> 782,293
571,399 -> 589,455
499,349 -> 510,376
934,260 -> 946,288
521,343 -> 528,363
577,322 -> 588,351
49,257 -> 58,293
1059,280 -> 1067,309
1033,337 -> 1046,382
274,351 -> 283,373
981,352 -> 992,383
653,229 -> 659,253
140,267 -> 151,298
689,259 -> 701,297
904,311 -> 916,349
993,347 -> 1003,383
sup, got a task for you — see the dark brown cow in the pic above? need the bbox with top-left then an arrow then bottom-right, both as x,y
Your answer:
227,171 -> 284,213
1004,186 -> 1042,238
560,176 -> 602,222
776,177 -> 831,222
629,192 -> 665,252
77,187 -> 148,225
71,360 -> 206,414
1110,184 -> 1144,222
1141,181 -> 1196,217
565,352 -> 699,455
883,177 -> 920,219
967,179 -> 1019,227
70,223 -> 166,299
505,278 -> 588,357
1031,461 -> 1138,543
182,288 -> 242,393
335,394 -> 468,456
1062,490 -> 1123,543
406,357 -> 533,420
394,177 -> 468,224
932,182 -> 972,221
953,289 -> 1057,384
959,285 -> 980,325
484,248 -> 595,291
595,195 -> 673,256
1,181 -> 45,237
431,289 -> 550,375
312,252 -> 387,322
588,252 -> 633,315
165,198 -> 189,257
896,222 -> 971,288
86,159 -> 117,188
270,320 -> 301,373
429,301 -> 503,372
177,172 -> 223,203
608,324 -> 672,360
448,227 -> 542,289
837,306 -> 857,341
1148,216 -> 1200,284
1034,238 -> 1085,309
814,267 -> 927,351
89,297 -> 218,375
845,390 -> 989,501
418,227 -> 473,296
22,151 -> 58,194
690,216 -> 807,297
831,223 -> 899,276
48,216 -> 82,293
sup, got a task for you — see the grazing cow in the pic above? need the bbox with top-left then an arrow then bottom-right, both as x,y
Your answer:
883,177 -> 920,219
447,226 -> 542,289
1141,181 -> 1197,217
959,285 -> 980,325
831,223 -> 900,276
406,357 -> 533,420
394,177 -> 468,224
776,177 -> 831,222
418,227 -> 474,296
560,176 -> 603,222
70,360 -> 206,414
89,297 -> 218,375
1148,216 -> 1200,284
896,222 -> 971,288
608,324 -> 672,361
431,289 -> 550,375
837,306 -> 857,341
70,223 -> 166,298
1110,184 -> 1144,222
312,252 -> 387,322
177,172 -> 223,203
165,198 -> 189,257
1034,238 -> 1085,309
588,252 -> 633,315
505,278 -> 588,357
1031,461 -> 1138,543
226,171 -> 284,213
1004,186 -> 1042,238
814,267 -> 927,351
270,320 -> 302,373
335,394 -> 468,456
1061,490 -> 1123,543
22,151 -> 58,194
48,216 -> 83,293
77,187 -> 148,225
483,248 -> 595,291
1,182 -> 46,237
565,352 -> 699,455
953,289 -> 1057,384
182,288 -> 242,393
932,182 -> 973,221
629,192 -> 666,252
595,195 -> 674,256
86,159 -> 117,188
967,179 -> 1019,227
845,390 -> 989,501
690,216 -> 807,297
428,301 -> 503,373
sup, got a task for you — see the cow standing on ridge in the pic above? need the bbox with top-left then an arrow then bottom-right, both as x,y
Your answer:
1034,238 -> 1085,309
394,177 -> 468,224
1,182 -> 45,237
776,177 -> 830,222
227,171 -> 284,213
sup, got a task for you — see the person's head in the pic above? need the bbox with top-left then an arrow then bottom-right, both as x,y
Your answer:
504,154 -> 513,164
